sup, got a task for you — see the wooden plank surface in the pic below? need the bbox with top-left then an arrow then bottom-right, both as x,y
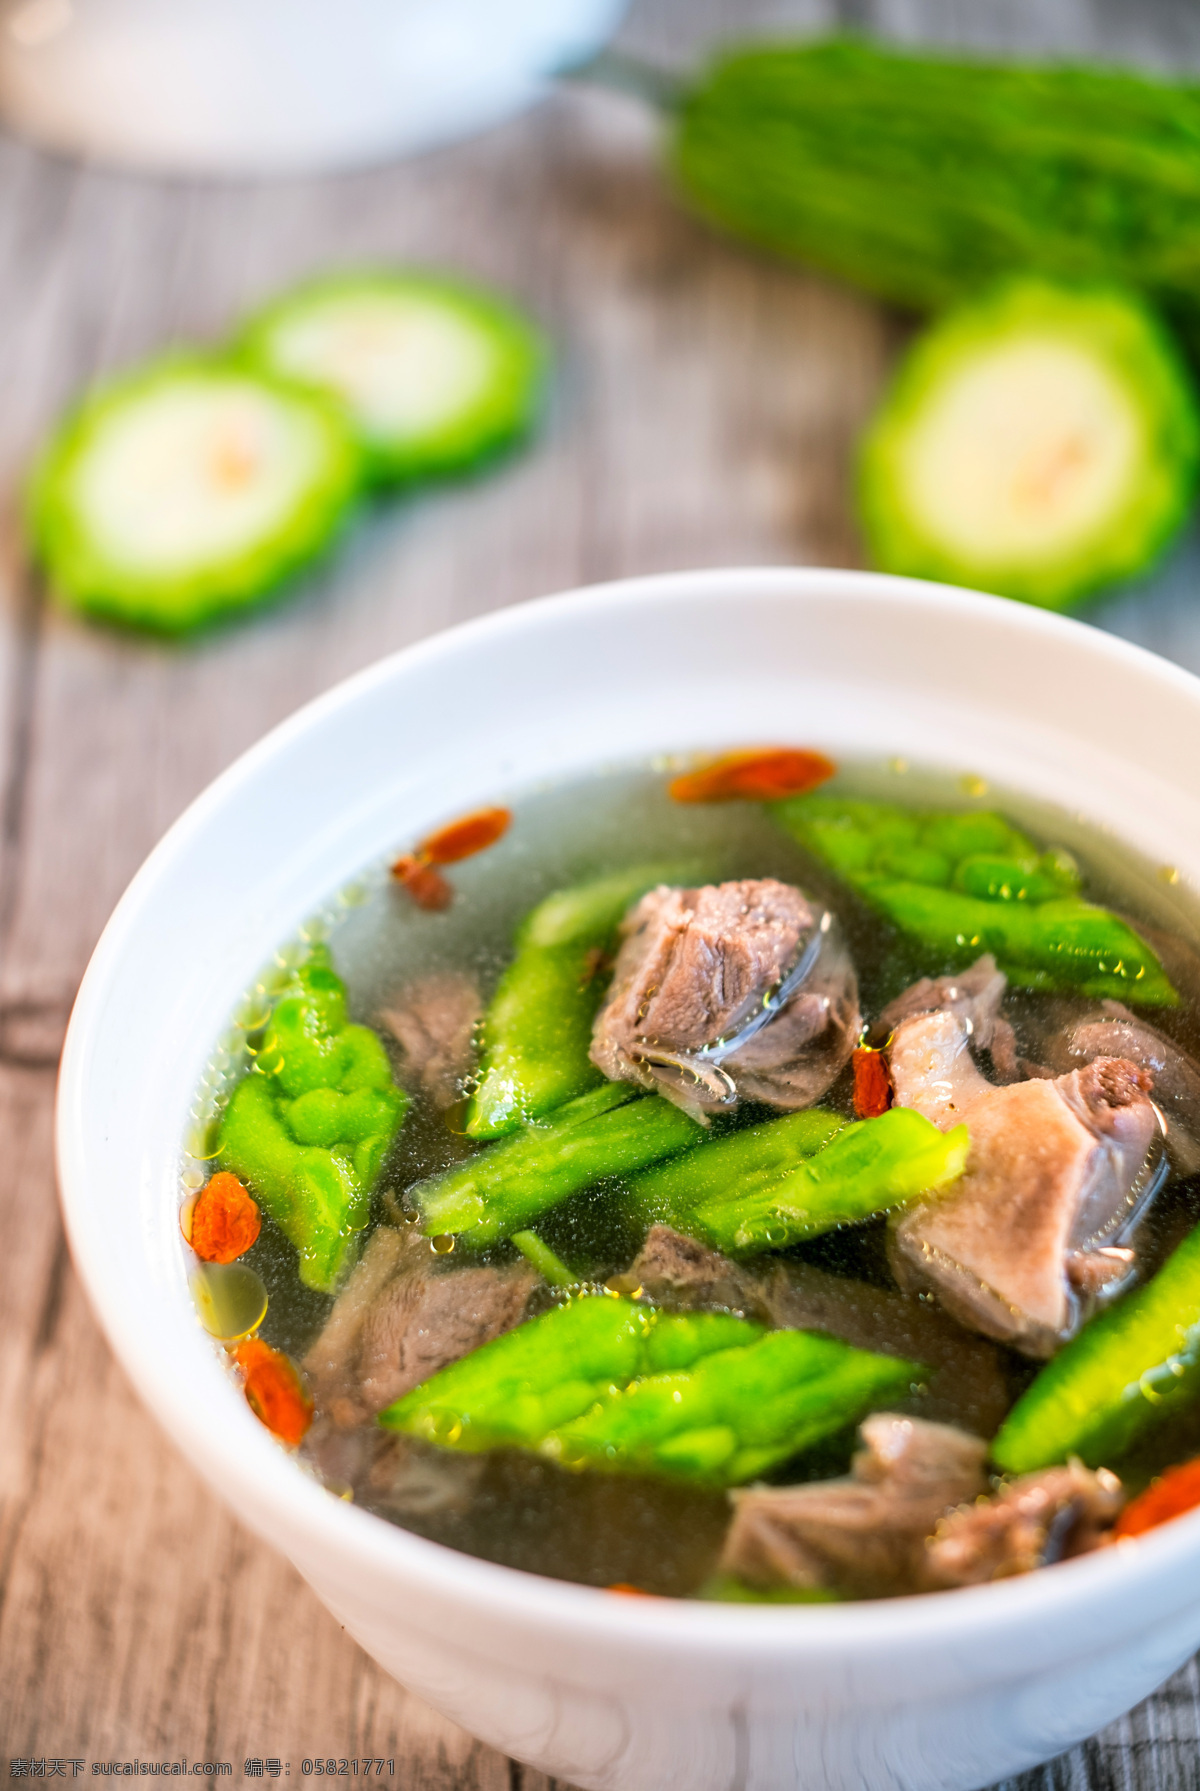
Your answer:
2,1 -> 1200,1785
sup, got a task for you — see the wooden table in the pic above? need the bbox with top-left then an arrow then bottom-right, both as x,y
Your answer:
4,2 -> 1200,1785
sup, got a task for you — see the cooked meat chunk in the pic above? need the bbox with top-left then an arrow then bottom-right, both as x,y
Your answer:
303,1223 -> 537,1427
301,1414 -> 373,1495
302,1222 -> 416,1404
590,879 -> 859,1115
379,971 -> 481,1108
1057,1057 -> 1163,1242
887,1007 -> 996,1127
925,1463 -> 1122,1588
360,1433 -> 488,1521
626,1225 -> 1012,1434
597,880 -> 809,1061
891,1056 -> 1161,1356
880,958 -> 1163,1354
303,1421 -> 487,1519
1040,999 -> 1200,1175
624,1223 -> 769,1317
876,954 -> 1007,1043
722,1415 -> 989,1598
881,954 -> 1018,1122
724,921 -> 859,1107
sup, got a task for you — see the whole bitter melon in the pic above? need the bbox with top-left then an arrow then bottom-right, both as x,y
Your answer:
673,36 -> 1200,348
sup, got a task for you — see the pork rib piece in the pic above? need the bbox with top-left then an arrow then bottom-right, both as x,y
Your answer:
303,1222 -> 537,1428
624,1222 -> 770,1321
925,1463 -> 1122,1588
379,970 -> 481,1109
590,878 -> 859,1115
1037,999 -> 1200,1175
875,953 -> 1009,1047
884,959 -> 1162,1356
721,1414 -> 989,1598
303,1421 -> 489,1521
877,954 -> 1022,1122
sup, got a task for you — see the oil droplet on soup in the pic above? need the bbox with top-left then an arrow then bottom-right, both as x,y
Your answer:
191,1262 -> 268,1341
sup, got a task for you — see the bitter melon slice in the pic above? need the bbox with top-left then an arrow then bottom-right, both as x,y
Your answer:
857,278 -> 1200,610
238,271 -> 545,485
29,356 -> 360,633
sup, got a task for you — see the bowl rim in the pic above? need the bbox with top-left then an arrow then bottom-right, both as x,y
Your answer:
55,562 -> 1200,1664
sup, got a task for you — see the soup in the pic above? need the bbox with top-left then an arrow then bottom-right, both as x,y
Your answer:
181,751 -> 1200,1600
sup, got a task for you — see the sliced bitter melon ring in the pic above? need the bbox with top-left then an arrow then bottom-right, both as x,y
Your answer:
238,270 -> 546,485
857,277 -> 1200,611
29,355 -> 361,634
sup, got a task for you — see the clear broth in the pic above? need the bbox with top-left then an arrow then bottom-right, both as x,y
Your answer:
188,758 -> 1200,1595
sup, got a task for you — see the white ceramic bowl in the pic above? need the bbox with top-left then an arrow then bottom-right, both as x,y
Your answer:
0,0 -> 628,177
57,568 -> 1200,1791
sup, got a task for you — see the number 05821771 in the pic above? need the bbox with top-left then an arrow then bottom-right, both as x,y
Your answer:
300,1763 -> 395,1776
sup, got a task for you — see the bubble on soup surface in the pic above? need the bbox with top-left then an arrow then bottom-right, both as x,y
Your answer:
184,1118 -> 224,1161
235,991 -> 275,1032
